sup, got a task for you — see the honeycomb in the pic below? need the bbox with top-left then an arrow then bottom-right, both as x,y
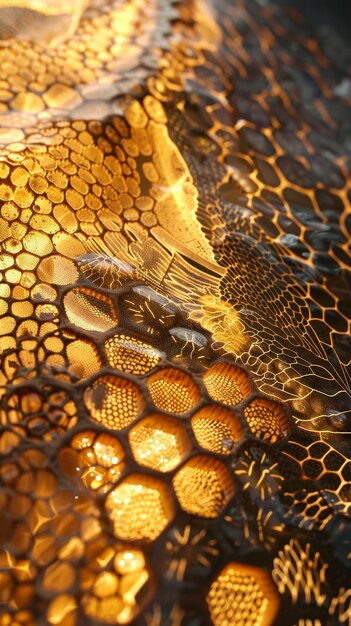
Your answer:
129,414 -> 191,472
105,474 -> 175,542
244,397 -> 291,443
191,405 -> 244,454
173,456 -> 236,517
203,362 -> 253,406
207,563 -> 280,626
84,375 -> 145,429
0,0 -> 350,624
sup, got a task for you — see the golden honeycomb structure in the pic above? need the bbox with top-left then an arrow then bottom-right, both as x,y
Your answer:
0,0 -> 350,625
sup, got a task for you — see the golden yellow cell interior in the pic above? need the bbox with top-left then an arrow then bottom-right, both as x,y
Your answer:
63,288 -> 118,332
191,405 -> 244,454
104,333 -> 161,375
47,594 -> 77,625
244,398 -> 291,443
3,387 -> 78,439
37,255 -> 79,286
147,367 -> 201,414
105,474 -> 175,542
129,414 -> 191,472
173,455 -> 235,517
60,429 -> 126,492
207,562 -> 280,626
80,546 -> 153,625
203,362 -> 252,406
66,337 -> 102,380
84,375 -> 144,429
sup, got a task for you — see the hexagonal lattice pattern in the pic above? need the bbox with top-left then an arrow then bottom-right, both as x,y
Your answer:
173,456 -> 236,517
191,405 -> 244,454
105,474 -> 175,542
0,0 -> 350,623
129,414 -> 191,471
207,563 -> 279,626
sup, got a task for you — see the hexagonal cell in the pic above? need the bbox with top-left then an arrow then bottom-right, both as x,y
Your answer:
81,546 -> 153,625
105,474 -> 174,542
66,337 -> 101,380
244,398 -> 290,443
191,405 -> 244,455
203,362 -> 252,406
207,562 -> 279,626
147,367 -> 200,414
104,333 -> 161,375
63,430 -> 126,492
84,375 -> 144,430
63,287 -> 118,332
129,414 -> 191,472
173,456 -> 235,518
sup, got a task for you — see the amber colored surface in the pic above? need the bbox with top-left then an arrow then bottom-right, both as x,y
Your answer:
207,563 -> 280,626
0,0 -> 350,625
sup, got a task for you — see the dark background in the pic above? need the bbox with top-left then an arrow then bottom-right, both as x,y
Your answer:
275,0 -> 351,40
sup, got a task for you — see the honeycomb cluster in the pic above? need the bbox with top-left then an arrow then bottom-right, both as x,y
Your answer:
0,0 -> 350,624
0,268 -> 291,624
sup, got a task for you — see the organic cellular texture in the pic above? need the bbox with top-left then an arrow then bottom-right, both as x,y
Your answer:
0,0 -> 350,625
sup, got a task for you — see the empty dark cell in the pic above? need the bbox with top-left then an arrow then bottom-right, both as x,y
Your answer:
325,309 -> 348,333
308,442 -> 330,459
252,196 -> 275,219
261,189 -> 283,206
339,485 -> 351,502
285,441 -> 309,461
256,216 -> 280,239
308,155 -> 346,189
211,105 -> 234,126
236,96 -> 270,127
255,157 -> 280,187
303,459 -> 322,479
235,72 -> 271,96
319,473 -> 341,490
239,127 -> 275,156
278,156 -> 314,188
332,246 -> 351,268
312,320 -> 332,340
310,285 -> 335,308
266,96 -> 300,130
313,252 -> 341,276
315,188 -> 344,220
278,215 -> 301,236
283,190 -> 317,232
324,451 -> 343,471
308,131 -> 345,159
274,130 -> 307,156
